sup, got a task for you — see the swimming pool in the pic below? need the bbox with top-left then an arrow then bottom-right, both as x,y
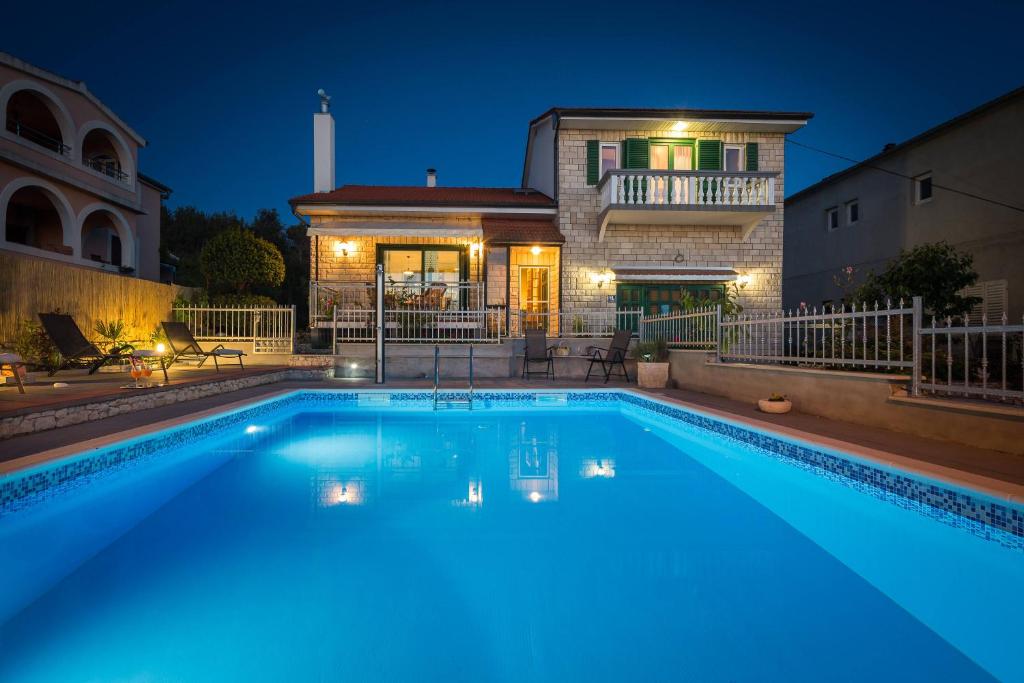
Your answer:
0,390 -> 1020,682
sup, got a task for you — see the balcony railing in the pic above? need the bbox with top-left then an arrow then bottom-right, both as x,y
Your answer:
600,170 -> 776,209
311,281 -> 486,324
83,157 -> 130,183
5,120 -> 70,155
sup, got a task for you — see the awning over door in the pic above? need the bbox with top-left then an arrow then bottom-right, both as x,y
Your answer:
307,221 -> 483,238
611,265 -> 738,282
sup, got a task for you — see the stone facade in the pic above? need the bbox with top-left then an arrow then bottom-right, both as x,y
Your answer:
556,129 -> 785,314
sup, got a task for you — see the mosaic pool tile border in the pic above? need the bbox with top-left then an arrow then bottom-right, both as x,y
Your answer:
1,389 -> 1021,549
613,391 -> 1024,548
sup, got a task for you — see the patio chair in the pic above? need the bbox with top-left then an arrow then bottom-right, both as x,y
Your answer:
521,328 -> 555,379
0,353 -> 27,394
38,313 -> 134,376
161,321 -> 246,371
585,329 -> 632,383
419,284 -> 448,310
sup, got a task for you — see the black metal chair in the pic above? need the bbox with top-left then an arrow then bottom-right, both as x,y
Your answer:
521,328 -> 554,380
585,329 -> 632,383
38,313 -> 134,376
162,321 -> 246,371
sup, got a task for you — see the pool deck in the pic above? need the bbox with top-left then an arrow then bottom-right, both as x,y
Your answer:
2,376 -> 1023,499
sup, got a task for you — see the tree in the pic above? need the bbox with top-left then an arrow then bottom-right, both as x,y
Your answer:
200,227 -> 285,295
851,242 -> 981,318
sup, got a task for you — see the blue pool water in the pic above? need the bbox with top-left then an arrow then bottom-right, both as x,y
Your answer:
0,392 -> 1021,682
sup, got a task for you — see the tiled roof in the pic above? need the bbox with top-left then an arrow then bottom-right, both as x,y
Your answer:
481,218 -> 564,244
290,185 -> 555,208
612,267 -> 737,276
531,106 -> 814,125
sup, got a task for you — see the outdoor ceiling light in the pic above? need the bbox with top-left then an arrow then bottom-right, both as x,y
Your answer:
530,245 -> 542,255
671,121 -> 688,131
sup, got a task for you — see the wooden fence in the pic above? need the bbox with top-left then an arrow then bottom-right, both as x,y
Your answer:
0,249 -> 186,345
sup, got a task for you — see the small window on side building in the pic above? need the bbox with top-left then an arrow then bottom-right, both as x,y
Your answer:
915,173 -> 933,204
826,207 -> 839,231
846,200 -> 859,225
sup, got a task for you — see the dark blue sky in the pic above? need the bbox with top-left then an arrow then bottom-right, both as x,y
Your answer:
4,0 -> 1022,222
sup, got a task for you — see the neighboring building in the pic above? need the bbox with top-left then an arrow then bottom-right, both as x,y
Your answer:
784,86 -> 1024,320
291,94 -> 811,335
0,52 -> 170,281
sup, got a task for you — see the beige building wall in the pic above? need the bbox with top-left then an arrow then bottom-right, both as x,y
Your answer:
556,128 -> 785,315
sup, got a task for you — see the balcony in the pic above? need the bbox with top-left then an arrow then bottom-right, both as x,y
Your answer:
597,170 -> 777,240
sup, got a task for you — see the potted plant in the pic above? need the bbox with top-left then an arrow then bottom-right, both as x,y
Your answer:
758,393 -> 792,414
634,338 -> 670,389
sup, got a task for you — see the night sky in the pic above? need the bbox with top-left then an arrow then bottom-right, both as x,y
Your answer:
3,0 -> 1021,221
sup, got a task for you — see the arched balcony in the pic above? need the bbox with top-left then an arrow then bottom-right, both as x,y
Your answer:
81,126 -> 131,183
78,206 -> 135,272
3,89 -> 70,155
3,185 -> 73,255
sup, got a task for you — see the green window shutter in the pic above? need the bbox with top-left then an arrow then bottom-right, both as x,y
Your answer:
697,140 -> 722,170
745,142 -> 759,171
586,140 -> 600,185
622,138 -> 649,169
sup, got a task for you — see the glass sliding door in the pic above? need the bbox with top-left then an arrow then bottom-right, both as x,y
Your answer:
379,245 -> 466,309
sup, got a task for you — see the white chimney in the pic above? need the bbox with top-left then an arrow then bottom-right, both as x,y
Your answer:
313,89 -> 335,193
426,168 -> 437,187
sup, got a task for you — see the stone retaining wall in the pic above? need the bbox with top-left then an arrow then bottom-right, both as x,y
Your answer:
0,368 -> 330,440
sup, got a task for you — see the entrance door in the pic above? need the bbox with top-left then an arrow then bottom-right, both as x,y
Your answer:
519,266 -> 550,331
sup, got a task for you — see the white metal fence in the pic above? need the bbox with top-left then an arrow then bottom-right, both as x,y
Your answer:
637,296 -> 1024,404
173,306 -> 295,354
719,300 -> 917,371
638,308 -> 718,350
918,313 -> 1024,401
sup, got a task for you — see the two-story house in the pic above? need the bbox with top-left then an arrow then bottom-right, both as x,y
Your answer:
784,86 -> 1024,320
0,52 -> 170,282
291,94 -> 811,341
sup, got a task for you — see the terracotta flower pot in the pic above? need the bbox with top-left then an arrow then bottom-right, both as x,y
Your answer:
758,398 -> 792,414
637,362 -> 669,389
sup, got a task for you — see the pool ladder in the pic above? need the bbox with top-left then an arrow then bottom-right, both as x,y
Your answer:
433,344 -> 474,410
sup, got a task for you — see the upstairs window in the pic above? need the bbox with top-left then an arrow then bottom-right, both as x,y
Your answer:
599,143 -> 619,177
826,207 -> 839,231
846,200 -> 859,225
915,173 -> 933,204
723,145 -> 745,172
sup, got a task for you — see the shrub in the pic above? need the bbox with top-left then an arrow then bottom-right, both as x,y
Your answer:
9,318 -> 60,369
94,318 -> 133,352
199,227 -> 285,295
209,293 -> 279,308
633,338 -> 668,363
851,242 -> 981,318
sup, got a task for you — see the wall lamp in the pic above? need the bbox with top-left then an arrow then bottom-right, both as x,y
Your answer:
334,240 -> 354,257
735,274 -> 752,289
590,271 -> 614,288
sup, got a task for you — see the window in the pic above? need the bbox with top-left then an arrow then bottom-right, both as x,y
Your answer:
649,143 -> 669,170
826,207 -> 839,231
846,200 -> 859,225
599,143 -> 619,177
723,145 -> 744,172
915,173 -> 933,204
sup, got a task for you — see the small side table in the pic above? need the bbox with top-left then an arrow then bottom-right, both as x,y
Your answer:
132,349 -> 169,384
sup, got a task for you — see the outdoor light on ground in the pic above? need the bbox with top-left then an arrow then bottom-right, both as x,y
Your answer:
155,343 -> 166,354
529,491 -> 542,503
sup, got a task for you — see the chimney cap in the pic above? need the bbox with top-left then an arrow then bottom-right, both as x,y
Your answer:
317,88 -> 331,114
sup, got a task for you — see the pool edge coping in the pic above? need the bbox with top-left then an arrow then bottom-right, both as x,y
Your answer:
1,386 -> 1022,507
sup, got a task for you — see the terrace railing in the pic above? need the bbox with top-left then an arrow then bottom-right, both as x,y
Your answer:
173,305 -> 295,354
5,120 -> 70,155
512,308 -> 643,338
601,170 -> 776,209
